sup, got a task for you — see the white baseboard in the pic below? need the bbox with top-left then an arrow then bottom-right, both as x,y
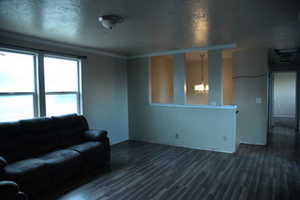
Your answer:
111,137 -> 129,145
240,141 -> 266,146
273,115 -> 295,119
130,138 -> 234,154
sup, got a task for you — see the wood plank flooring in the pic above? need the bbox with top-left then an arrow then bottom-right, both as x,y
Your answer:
42,127 -> 300,200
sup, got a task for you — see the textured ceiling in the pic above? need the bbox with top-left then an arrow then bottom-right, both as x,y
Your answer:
0,0 -> 299,56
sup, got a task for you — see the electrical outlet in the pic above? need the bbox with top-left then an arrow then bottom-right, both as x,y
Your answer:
256,97 -> 262,104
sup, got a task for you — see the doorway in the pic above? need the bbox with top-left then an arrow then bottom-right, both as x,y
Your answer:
270,71 -> 297,129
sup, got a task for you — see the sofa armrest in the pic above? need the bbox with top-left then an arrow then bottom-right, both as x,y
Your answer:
84,130 -> 108,142
0,181 -> 27,200
83,130 -> 111,163
0,156 -> 7,169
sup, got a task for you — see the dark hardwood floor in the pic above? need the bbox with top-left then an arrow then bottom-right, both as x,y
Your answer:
42,127 -> 300,200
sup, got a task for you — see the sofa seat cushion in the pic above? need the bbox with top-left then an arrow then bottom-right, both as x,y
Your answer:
2,159 -> 49,194
39,149 -> 80,164
68,141 -> 101,153
3,159 -> 47,179
38,149 -> 82,183
68,142 -> 106,168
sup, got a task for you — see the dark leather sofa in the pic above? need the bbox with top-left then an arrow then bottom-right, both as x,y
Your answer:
0,114 -> 110,198
0,181 -> 27,200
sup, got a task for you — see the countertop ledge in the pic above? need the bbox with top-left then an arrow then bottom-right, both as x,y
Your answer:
149,103 -> 237,110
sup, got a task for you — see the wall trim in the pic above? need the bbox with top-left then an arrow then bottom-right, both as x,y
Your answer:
0,30 -> 237,60
130,139 -> 234,153
127,43 -> 237,59
110,138 -> 129,145
0,30 -> 127,59
272,115 -> 296,118
182,145 -> 234,154
240,141 -> 266,146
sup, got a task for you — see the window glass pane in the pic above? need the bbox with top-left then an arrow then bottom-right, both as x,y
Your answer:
0,95 -> 34,122
46,94 -> 77,116
0,51 -> 35,92
44,57 -> 78,92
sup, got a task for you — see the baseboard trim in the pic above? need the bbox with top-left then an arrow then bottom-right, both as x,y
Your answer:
110,138 -> 129,145
240,141 -> 266,146
272,115 -> 295,118
130,139 -> 234,154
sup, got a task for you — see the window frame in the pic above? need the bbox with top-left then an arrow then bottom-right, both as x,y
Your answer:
0,47 -> 83,122
43,54 -> 83,116
0,48 -> 39,119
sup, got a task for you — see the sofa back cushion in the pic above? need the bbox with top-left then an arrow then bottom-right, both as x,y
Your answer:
18,117 -> 59,158
52,114 -> 89,148
0,114 -> 89,163
0,122 -> 23,163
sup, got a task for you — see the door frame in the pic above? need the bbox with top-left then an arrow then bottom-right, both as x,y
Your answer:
267,70 -> 299,130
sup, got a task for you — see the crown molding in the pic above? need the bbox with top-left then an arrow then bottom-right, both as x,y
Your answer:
0,30 -> 127,59
127,44 -> 237,60
0,30 -> 236,60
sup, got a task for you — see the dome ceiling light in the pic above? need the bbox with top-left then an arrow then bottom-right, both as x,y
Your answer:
98,15 -> 124,30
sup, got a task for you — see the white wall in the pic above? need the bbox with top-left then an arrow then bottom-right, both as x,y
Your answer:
232,48 -> 268,145
82,54 -> 128,144
273,72 -> 296,118
128,58 -> 237,153
0,34 -> 129,145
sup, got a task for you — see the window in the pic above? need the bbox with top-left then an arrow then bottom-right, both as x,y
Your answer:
44,56 -> 81,116
0,48 -> 82,122
0,50 -> 37,122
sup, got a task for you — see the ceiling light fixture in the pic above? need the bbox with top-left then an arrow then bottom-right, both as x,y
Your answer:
194,53 -> 209,94
98,15 -> 124,30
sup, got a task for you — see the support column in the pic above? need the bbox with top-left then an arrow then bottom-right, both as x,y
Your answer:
208,50 -> 223,106
173,54 -> 186,104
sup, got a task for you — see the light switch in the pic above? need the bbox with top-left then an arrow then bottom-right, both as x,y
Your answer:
256,97 -> 262,104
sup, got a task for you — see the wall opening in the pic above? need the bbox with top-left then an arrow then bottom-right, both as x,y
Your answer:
271,71 -> 297,128
223,50 -> 233,105
185,51 -> 209,105
150,55 -> 174,104
149,50 -> 234,106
